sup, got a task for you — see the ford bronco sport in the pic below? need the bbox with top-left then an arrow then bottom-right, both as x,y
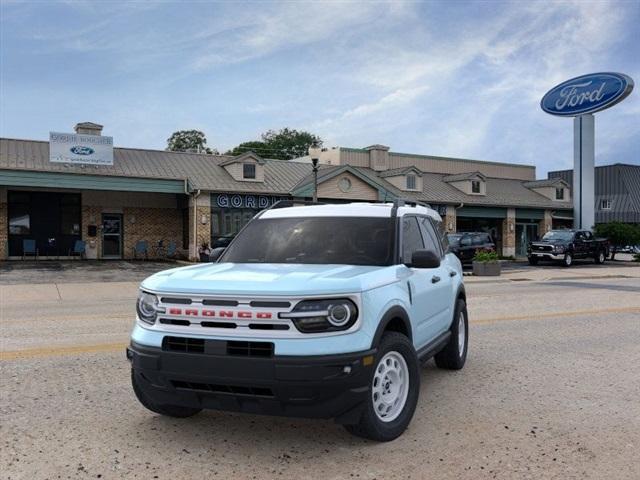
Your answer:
128,201 -> 468,441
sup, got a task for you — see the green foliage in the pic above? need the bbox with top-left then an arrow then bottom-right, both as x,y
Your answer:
593,222 -> 640,260
473,251 -> 499,262
226,128 -> 322,160
167,130 -> 217,154
225,141 -> 270,157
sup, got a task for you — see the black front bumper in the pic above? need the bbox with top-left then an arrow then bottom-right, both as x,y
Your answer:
127,341 -> 376,424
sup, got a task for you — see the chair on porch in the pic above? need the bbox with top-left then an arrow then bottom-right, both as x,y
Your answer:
22,239 -> 38,261
68,240 -> 86,260
133,240 -> 149,260
166,240 -> 177,259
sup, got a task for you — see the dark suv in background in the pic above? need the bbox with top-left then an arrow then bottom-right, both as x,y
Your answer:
446,232 -> 496,264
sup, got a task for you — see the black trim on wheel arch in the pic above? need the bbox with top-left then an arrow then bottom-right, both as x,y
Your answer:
371,306 -> 412,347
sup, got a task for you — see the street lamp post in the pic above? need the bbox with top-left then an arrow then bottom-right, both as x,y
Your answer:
308,144 -> 321,203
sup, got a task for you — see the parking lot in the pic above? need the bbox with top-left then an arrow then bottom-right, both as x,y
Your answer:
1,260 -> 639,479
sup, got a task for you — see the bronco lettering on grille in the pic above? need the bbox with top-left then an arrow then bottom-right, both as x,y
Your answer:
166,308 -> 273,320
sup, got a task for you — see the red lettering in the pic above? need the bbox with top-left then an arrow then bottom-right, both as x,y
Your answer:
185,309 -> 198,316
219,311 -> 234,318
169,308 -> 182,315
237,311 -> 252,319
201,310 -> 216,317
256,312 -> 272,319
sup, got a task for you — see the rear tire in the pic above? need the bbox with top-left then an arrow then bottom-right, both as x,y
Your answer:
435,299 -> 468,370
131,369 -> 202,418
344,332 -> 419,442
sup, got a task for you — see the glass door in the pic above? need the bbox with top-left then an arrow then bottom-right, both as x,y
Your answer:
516,223 -> 539,257
102,214 -> 123,259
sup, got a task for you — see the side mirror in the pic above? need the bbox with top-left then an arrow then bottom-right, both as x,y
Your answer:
209,247 -> 226,262
408,249 -> 440,269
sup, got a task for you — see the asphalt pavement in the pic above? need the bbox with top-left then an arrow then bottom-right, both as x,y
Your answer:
1,262 -> 639,479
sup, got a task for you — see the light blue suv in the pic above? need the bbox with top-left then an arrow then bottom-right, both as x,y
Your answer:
128,200 -> 468,441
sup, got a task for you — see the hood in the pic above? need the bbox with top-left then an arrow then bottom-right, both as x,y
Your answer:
140,262 -> 400,296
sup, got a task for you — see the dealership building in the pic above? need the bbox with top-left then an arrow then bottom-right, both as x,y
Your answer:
1,122 -> 576,261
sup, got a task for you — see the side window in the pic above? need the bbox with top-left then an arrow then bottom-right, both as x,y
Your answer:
460,235 -> 472,247
418,217 -> 442,257
472,234 -> 484,246
402,217 -> 424,263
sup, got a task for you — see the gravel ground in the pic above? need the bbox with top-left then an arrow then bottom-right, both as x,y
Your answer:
1,268 -> 639,479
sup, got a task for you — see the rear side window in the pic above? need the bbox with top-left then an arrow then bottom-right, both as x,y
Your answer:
418,217 -> 443,257
402,217 -> 424,263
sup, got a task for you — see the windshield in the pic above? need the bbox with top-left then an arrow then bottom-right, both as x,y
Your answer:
220,217 -> 395,266
542,231 -> 574,241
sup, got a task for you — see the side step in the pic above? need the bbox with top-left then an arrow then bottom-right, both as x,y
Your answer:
416,332 -> 451,363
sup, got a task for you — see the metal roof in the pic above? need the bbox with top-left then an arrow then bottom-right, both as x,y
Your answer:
1,137 -> 573,210
0,137 -> 311,194
442,171 -> 486,182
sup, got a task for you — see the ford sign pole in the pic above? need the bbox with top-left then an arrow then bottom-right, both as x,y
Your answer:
573,114 -> 595,230
541,72 -> 634,230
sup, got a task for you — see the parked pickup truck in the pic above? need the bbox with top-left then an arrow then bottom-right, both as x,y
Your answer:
527,229 -> 609,267
127,200 -> 467,441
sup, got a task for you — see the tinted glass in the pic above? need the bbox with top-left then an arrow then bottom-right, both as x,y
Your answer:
542,231 -> 574,241
460,235 -> 472,246
402,217 -> 424,263
447,234 -> 462,246
472,234 -> 484,246
243,163 -> 256,179
221,217 -> 395,266
418,217 -> 442,256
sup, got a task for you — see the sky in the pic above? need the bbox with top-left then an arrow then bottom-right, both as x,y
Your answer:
1,0 -> 638,177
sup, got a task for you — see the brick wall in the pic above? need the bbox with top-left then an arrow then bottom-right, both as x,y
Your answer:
502,208 -> 516,257
123,207 -> 182,260
0,199 -> 7,261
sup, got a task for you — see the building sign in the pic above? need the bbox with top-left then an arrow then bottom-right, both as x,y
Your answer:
49,132 -> 114,165
213,194 -> 286,209
540,72 -> 634,117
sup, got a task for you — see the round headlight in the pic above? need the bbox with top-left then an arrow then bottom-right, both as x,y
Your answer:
137,292 -> 159,324
327,303 -> 352,327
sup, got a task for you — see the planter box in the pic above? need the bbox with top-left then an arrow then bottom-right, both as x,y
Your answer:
472,260 -> 501,276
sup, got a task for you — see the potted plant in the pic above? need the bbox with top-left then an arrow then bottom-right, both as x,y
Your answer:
472,250 -> 501,276
198,242 -> 211,262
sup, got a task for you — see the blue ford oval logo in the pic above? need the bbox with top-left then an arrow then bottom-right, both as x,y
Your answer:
70,146 -> 95,155
541,72 -> 633,116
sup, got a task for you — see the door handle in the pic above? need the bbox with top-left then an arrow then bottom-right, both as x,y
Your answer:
431,275 -> 441,284
449,270 -> 457,277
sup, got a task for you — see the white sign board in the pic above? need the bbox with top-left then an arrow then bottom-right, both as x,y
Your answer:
49,132 -> 114,165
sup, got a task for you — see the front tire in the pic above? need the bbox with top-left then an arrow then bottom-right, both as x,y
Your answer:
528,256 -> 539,265
595,250 -> 606,264
131,369 -> 202,418
435,299 -> 468,370
562,253 -> 573,267
344,332 -> 419,442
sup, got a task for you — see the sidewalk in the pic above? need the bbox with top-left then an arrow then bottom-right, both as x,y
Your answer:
465,260 -> 640,283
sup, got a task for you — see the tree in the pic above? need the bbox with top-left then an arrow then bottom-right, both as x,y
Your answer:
225,141 -> 269,157
226,128 -> 322,160
167,130 -> 217,154
593,222 -> 640,260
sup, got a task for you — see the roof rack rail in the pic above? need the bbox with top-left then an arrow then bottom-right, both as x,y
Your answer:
390,198 -> 432,217
264,199 -> 327,211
